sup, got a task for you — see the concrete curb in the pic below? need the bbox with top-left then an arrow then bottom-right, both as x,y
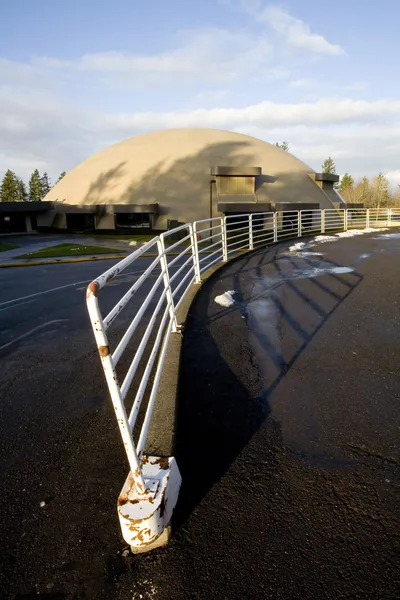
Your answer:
144,259 -> 235,457
0,250 -> 215,268
0,255 -> 127,268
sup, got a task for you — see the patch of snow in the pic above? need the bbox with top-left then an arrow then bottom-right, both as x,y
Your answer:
288,242 -> 306,252
215,290 -> 236,307
295,266 -> 354,280
311,235 -> 336,244
335,228 -> 386,238
292,251 -> 324,258
359,253 -> 371,259
374,232 -> 400,239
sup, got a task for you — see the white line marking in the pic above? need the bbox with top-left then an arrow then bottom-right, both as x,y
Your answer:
0,257 -> 193,309
0,299 -> 35,313
0,319 -> 68,351
0,279 -> 92,309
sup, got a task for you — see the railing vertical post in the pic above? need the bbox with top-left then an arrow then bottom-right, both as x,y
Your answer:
273,212 -> 278,242
221,216 -> 228,262
157,236 -> 179,333
366,208 -> 370,229
388,208 -> 392,227
86,290 -> 146,495
344,209 -> 348,231
249,214 -> 254,250
321,209 -> 325,234
191,222 -> 201,284
298,210 -> 302,237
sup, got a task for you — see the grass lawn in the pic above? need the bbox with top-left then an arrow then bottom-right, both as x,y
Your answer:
0,243 -> 18,252
15,243 -> 126,259
80,233 -> 155,242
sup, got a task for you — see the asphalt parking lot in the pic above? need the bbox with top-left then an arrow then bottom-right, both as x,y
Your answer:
0,231 -> 399,599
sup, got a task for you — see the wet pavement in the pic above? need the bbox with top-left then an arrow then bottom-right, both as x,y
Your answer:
0,231 -> 399,599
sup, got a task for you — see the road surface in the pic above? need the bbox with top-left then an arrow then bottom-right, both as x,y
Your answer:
0,231 -> 399,599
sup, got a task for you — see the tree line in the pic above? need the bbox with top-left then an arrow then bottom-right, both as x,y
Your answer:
0,169 -> 66,203
273,144 -> 398,208
321,156 -> 398,208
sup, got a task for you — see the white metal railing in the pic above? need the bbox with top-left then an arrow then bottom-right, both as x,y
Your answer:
86,206 -> 397,550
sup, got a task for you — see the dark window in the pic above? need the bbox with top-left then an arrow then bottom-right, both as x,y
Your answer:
66,213 -> 94,231
115,213 -> 151,229
0,213 -> 26,233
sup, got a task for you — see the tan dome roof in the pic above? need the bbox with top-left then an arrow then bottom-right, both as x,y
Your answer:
45,128 -> 334,225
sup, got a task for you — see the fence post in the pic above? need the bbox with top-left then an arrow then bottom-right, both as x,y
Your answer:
344,209 -> 348,231
366,208 -> 370,229
249,214 -> 254,250
221,216 -> 228,262
157,236 -> 179,333
321,209 -> 325,234
86,288 -> 146,496
388,208 -> 392,227
191,222 -> 201,284
273,212 -> 278,242
297,211 -> 302,237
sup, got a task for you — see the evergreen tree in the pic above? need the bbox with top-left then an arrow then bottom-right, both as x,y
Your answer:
0,169 -> 19,202
29,169 -> 43,202
321,157 -> 336,174
57,171 -> 66,182
274,141 -> 289,151
41,172 -> 51,197
339,173 -> 354,192
17,178 -> 28,202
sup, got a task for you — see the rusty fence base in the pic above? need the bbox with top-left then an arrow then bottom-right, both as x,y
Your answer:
117,457 -> 181,552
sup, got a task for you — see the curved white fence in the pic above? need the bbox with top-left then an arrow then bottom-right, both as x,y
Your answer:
86,206 -> 399,551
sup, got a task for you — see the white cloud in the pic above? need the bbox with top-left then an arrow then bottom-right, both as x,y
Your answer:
103,99 -> 400,131
386,170 -> 400,188
253,5 -> 344,55
1,86 -> 400,183
34,28 -> 274,89
289,78 -> 315,88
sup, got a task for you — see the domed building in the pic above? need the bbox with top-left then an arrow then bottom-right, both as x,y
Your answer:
39,128 -> 342,232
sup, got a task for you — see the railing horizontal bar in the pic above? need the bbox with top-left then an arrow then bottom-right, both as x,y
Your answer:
225,220 -> 250,227
198,238 -> 222,251
175,275 -> 196,310
199,248 -> 222,263
227,230 -> 249,242
128,303 -> 170,430
112,273 -> 165,366
136,320 -> 174,457
162,224 -> 191,237
169,255 -> 194,283
226,212 -> 273,220
163,234 -> 191,254
121,288 -> 169,400
194,217 -> 224,225
197,233 -> 222,245
172,266 -> 196,297
167,248 -> 192,268
199,254 -> 223,272
91,238 -> 159,292
195,224 -> 223,233
104,255 -> 161,329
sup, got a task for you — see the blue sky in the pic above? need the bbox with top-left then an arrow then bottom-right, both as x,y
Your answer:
1,0 -> 400,185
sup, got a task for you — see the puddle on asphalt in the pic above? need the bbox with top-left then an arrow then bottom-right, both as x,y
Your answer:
244,258 -> 356,464
374,233 -> 400,240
